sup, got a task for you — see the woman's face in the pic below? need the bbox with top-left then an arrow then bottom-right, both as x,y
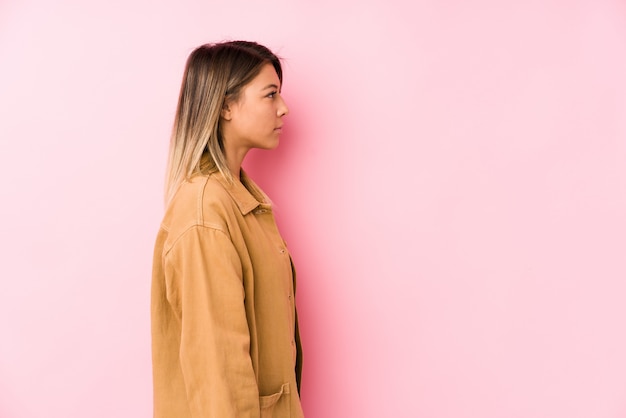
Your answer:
222,63 -> 289,153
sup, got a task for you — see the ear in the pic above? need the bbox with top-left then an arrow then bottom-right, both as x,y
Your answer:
221,102 -> 232,121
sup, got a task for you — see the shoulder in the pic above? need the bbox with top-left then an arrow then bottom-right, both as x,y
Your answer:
161,174 -> 235,235
156,174 -> 240,257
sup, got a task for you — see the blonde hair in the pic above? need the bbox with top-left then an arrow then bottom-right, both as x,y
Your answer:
165,41 -> 283,205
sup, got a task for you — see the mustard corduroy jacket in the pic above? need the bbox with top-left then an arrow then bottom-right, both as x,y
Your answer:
151,172 -> 304,418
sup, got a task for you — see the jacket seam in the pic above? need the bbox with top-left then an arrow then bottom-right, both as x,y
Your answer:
163,223 -> 230,257
197,177 -> 206,225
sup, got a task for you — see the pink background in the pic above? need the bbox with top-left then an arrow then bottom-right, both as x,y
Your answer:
1,1 -> 626,417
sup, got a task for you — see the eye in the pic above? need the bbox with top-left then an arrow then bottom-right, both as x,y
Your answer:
266,91 -> 277,99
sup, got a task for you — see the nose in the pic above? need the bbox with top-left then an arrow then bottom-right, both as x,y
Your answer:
277,95 -> 289,117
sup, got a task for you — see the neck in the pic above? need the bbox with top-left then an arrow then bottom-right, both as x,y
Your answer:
226,148 -> 248,181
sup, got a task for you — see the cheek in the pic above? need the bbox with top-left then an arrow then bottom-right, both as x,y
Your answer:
251,107 -> 273,130
237,103 -> 274,134
237,112 -> 256,133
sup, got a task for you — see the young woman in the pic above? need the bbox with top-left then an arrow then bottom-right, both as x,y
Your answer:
151,41 -> 304,418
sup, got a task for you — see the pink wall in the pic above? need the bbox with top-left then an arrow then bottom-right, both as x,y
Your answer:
1,0 -> 625,417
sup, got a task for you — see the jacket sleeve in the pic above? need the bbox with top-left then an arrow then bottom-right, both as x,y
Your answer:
164,225 -> 260,417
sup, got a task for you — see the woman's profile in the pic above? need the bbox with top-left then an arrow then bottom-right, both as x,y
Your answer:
151,41 -> 304,418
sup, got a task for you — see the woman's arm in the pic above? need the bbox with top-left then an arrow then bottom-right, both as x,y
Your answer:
164,225 -> 260,417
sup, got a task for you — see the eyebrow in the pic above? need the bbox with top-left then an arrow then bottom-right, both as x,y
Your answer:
262,83 -> 280,90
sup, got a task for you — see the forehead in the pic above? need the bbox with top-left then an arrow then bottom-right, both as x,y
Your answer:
247,63 -> 281,89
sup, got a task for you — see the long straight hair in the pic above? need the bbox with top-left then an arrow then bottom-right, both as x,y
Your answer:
164,41 -> 283,206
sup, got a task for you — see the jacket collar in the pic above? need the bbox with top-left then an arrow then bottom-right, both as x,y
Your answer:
210,170 -> 263,215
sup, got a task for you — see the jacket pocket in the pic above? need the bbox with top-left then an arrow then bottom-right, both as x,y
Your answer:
259,382 -> 290,418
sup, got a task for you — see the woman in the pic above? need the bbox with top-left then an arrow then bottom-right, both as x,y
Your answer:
151,41 -> 304,418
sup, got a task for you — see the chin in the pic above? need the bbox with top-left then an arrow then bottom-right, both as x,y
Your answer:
265,138 -> 280,150
252,134 -> 280,150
